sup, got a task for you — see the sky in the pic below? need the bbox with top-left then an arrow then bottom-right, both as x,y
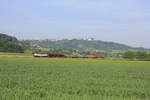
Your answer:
0,0 -> 150,48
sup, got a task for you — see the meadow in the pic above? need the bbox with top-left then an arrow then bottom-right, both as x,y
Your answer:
0,57 -> 150,100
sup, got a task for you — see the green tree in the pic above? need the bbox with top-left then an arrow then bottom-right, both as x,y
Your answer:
0,33 -> 25,53
135,51 -> 148,60
123,51 -> 135,60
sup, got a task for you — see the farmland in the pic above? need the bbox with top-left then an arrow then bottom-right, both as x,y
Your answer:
0,57 -> 150,100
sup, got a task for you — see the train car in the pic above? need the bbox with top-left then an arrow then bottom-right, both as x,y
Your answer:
65,55 -> 87,58
33,53 -> 48,57
48,54 -> 66,58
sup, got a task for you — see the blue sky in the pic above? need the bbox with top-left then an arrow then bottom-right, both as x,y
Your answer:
0,0 -> 150,48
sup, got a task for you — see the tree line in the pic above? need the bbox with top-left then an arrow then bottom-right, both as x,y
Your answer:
123,51 -> 150,61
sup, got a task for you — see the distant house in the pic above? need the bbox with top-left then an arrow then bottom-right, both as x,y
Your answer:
95,50 -> 106,53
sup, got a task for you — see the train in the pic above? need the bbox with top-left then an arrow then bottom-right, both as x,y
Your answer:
33,53 -> 105,59
34,53 -> 66,58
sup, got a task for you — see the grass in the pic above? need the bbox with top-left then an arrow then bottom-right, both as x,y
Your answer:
0,57 -> 150,100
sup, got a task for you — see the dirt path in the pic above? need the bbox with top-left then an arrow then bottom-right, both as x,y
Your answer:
0,55 -> 33,58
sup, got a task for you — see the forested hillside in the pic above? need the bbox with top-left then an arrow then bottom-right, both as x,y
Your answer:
1,33 -> 149,53
0,33 -> 25,53
25,39 -> 149,52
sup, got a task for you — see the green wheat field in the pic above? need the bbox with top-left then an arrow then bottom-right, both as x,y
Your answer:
0,57 -> 150,100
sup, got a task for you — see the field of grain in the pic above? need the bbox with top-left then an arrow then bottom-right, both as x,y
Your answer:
0,57 -> 150,100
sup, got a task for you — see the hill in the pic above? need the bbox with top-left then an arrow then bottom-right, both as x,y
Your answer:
0,33 -> 25,53
25,39 -> 149,52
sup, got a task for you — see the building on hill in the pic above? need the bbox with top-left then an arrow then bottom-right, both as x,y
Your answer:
84,50 -> 107,54
87,38 -> 95,41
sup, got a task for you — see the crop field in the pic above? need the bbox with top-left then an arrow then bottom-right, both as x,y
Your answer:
0,57 -> 150,100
